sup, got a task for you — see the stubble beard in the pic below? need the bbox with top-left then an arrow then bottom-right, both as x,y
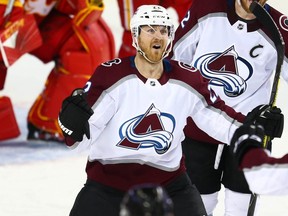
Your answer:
146,49 -> 163,63
140,44 -> 164,63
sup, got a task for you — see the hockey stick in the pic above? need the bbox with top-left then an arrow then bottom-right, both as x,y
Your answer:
249,3 -> 285,106
247,2 -> 285,216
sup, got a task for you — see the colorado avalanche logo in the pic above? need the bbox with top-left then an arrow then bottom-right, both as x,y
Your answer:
117,104 -> 175,154
194,46 -> 253,97
279,15 -> 288,32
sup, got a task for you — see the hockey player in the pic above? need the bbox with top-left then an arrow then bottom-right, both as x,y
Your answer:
230,121 -> 288,195
170,0 -> 288,215
0,0 -> 115,142
57,4 -> 282,216
117,0 -> 193,58
119,184 -> 174,216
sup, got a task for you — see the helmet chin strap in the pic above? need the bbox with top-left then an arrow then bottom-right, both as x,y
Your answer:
138,46 -> 166,64
139,50 -> 162,64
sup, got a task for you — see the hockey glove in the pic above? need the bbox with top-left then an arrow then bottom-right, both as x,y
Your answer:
245,105 -> 284,139
230,123 -> 264,165
58,89 -> 94,142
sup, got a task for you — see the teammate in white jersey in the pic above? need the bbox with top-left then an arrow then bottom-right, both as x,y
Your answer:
57,4 -> 283,216
170,0 -> 288,215
231,121 -> 288,196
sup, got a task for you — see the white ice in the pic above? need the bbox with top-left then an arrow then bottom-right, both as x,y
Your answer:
0,0 -> 288,215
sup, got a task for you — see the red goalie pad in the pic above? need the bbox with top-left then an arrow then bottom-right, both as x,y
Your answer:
0,14 -> 42,67
0,96 -> 20,141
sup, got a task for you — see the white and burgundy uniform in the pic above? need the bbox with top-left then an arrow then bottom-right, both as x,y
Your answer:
172,0 -> 288,113
170,0 -> 288,215
68,56 -> 244,189
241,148 -> 288,195
66,56 -> 244,216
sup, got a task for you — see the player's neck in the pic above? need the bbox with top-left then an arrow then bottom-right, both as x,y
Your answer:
134,54 -> 163,79
235,1 -> 256,20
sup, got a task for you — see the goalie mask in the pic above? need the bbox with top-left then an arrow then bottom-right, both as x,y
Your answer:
130,5 -> 175,63
119,184 -> 174,216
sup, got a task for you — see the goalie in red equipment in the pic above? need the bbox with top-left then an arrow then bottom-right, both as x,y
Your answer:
0,0 -> 115,142
117,0 -> 193,58
26,0 -> 115,142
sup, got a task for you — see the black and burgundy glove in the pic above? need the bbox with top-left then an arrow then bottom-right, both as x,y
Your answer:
230,123 -> 264,165
245,105 -> 284,139
58,89 -> 94,142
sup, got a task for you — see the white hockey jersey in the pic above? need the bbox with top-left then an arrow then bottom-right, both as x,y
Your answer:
171,0 -> 288,115
66,57 -> 244,190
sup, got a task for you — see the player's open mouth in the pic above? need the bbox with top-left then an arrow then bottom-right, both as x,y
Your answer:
153,44 -> 161,49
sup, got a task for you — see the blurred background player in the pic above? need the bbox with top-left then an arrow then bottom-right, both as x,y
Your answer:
0,0 -> 115,142
117,0 -> 193,58
119,184 -> 174,216
26,0 -> 116,142
170,0 -> 288,215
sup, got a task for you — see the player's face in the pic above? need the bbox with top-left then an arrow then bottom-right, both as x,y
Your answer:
138,25 -> 169,62
239,0 -> 268,13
